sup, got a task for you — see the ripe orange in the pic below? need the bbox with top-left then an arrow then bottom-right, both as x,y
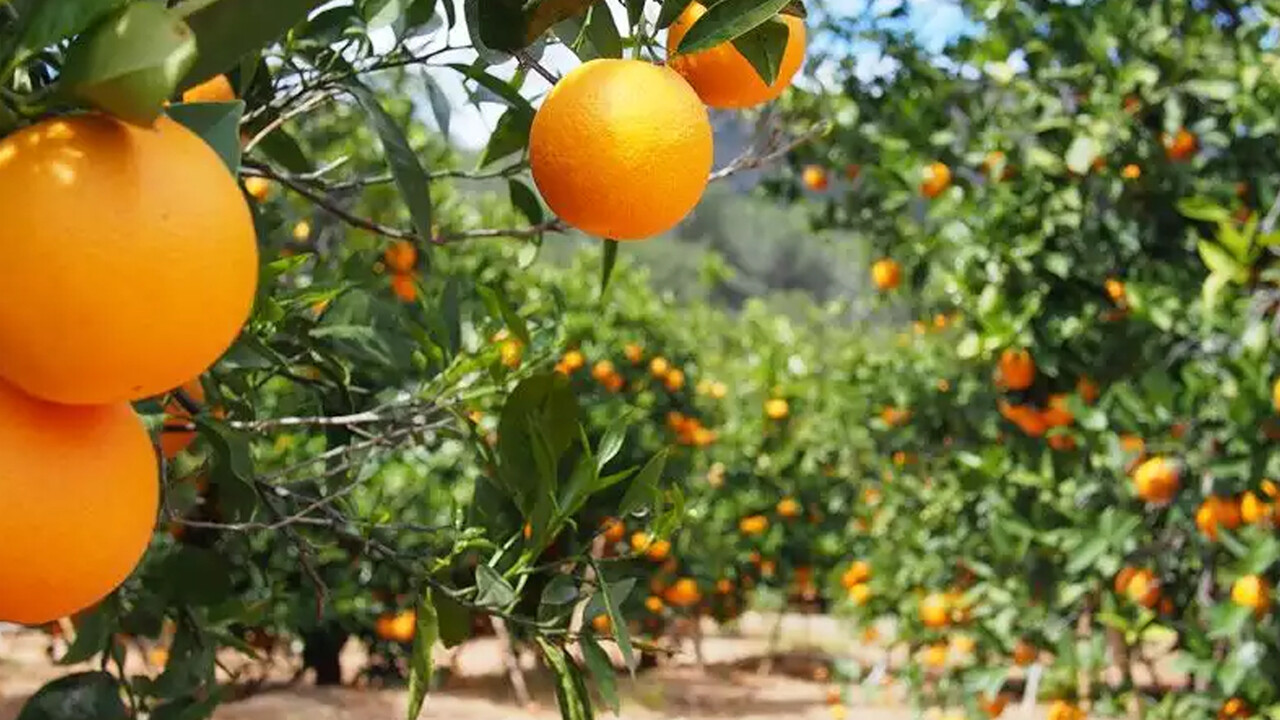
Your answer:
374,610 -> 416,643
624,343 -> 644,364
181,74 -> 235,103
664,368 -> 686,392
160,378 -> 205,459
739,514 -> 770,536
663,577 -> 702,608
646,538 -> 671,562
649,356 -> 671,378
1011,640 -> 1037,666
1241,491 -> 1271,525
644,596 -> 665,614
1042,394 -> 1075,428
765,398 -> 790,420
384,240 -> 417,273
847,584 -> 871,606
1125,569 -> 1161,608
1197,495 -> 1242,540
1105,277 -> 1127,303
776,497 -> 801,518
1272,377 -> 1280,413
920,593 -> 950,628
498,338 -> 523,369
980,693 -> 1009,718
1121,163 -> 1141,180
0,380 -> 158,624
921,643 -> 948,668
1077,376 -> 1100,404
666,2 -> 806,109
590,613 -> 613,634
1232,575 -> 1270,617
996,349 -> 1035,390
871,258 -> 901,291
1164,128 -> 1197,161
561,349 -> 586,372
1047,700 -> 1084,720
601,517 -> 626,544
390,273 -> 417,303
801,165 -> 829,191
1220,698 -> 1251,720
842,561 -> 871,588
1133,456 -> 1180,504
592,360 -> 616,383
243,176 -> 272,202
0,115 -> 258,404
920,162 -> 952,198
529,59 -> 712,240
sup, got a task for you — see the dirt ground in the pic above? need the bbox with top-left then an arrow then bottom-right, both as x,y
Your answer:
0,614 -> 1094,719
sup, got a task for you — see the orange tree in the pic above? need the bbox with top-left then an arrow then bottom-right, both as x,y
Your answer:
772,1 -> 1280,718
0,1 -> 816,719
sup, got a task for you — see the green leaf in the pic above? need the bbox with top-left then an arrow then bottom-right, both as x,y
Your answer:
601,240 -> 620,294
479,107 -> 531,168
672,0 -> 790,55
57,603 -> 113,666
509,179 -> 545,225
177,0 -> 327,90
591,564 -> 638,674
535,637 -> 593,720
406,589 -> 440,720
1197,240 -> 1246,280
347,80 -> 435,253
619,448 -> 668,517
254,127 -> 312,173
1184,79 -> 1237,101
524,0 -> 596,43
1064,135 -> 1098,175
1065,536 -> 1109,574
482,283 -> 531,346
580,634 -> 620,714
6,0 -> 125,58
625,0 -> 646,28
153,546 -> 235,605
361,0 -> 405,30
16,672 -> 128,720
447,63 -> 536,123
597,417 -> 628,472
1177,197 -> 1233,224
196,418 -> 259,523
495,374 -> 581,508
475,564 -> 517,609
656,0 -> 694,28
434,590 -> 472,648
582,3 -> 623,59
1202,271 -> 1232,311
441,277 -> 462,357
60,2 -> 197,126
166,100 -> 245,173
730,16 -> 788,85
423,73 -> 452,138
542,575 -> 580,606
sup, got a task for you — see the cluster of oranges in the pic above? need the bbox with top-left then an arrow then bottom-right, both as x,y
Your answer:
840,560 -> 872,606
0,107 -> 258,624
529,3 -> 805,241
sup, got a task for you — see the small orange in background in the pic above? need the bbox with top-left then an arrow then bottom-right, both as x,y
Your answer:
1232,574 -> 1271,617
1047,700 -> 1084,720
920,161 -> 952,198
649,356 -> 671,379
244,176 -> 273,202
591,360 -> 616,383
1220,698 -> 1252,720
292,220 -> 312,242
645,538 -> 671,562
1119,434 -> 1146,456
624,343 -> 644,364
1048,433 -> 1077,451
1133,456 -> 1180,504
1124,568 -> 1161,608
921,643 -> 948,668
666,1 -> 806,109
1105,277 -> 1127,304
1077,376 -> 1100,404
663,577 -> 702,608
601,517 -> 626,544
1042,394 -> 1075,428
374,610 -> 416,643
802,164 -> 829,192
871,258 -> 901,291
181,74 -> 236,103
739,514 -> 770,536
1272,377 -> 1280,413
389,274 -> 417,303
384,240 -> 418,273
716,578 -> 733,594
529,59 -> 712,240
920,593 -> 950,628
664,368 -> 686,392
1011,640 -> 1037,666
1121,163 -> 1141,180
996,348 -> 1035,390
590,613 -> 613,634
644,596 -> 665,614
980,693 -> 1009,718
561,349 -> 586,373
160,378 -> 206,459
776,497 -> 801,518
842,561 -> 871,588
847,584 -> 871,606
1241,492 -> 1273,525
498,338 -> 523,369
764,398 -> 790,420
1164,127 -> 1198,161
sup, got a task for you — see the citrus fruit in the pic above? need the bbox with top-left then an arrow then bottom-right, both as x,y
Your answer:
996,349 -> 1035,390
0,114 -> 258,405
244,176 -> 272,201
1133,456 -> 1180,504
666,2 -> 806,108
920,593 -> 950,628
871,258 -> 901,291
390,273 -> 417,303
375,610 -> 416,643
384,240 -> 417,273
0,379 -> 158,624
182,74 -> 235,103
1164,128 -> 1197,161
920,162 -> 952,197
1232,575 -> 1271,617
765,398 -> 790,419
529,59 -> 712,240
802,165 -> 829,191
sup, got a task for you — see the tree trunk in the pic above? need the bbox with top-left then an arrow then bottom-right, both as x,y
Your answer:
302,625 -> 348,686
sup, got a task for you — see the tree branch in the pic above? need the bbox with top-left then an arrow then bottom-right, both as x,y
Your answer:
709,122 -> 830,182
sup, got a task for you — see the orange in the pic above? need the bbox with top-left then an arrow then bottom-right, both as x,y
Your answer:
921,643 -> 948,668
592,360 -> 616,383
920,593 -> 950,628
601,517 -> 626,544
498,338 -> 523,369
0,379 -> 158,624
776,497 -> 801,518
590,613 -> 612,634
374,610 -> 416,643
390,273 -> 417,303
1220,698 -> 1251,720
920,162 -> 952,198
801,165 -> 829,191
841,561 -> 871,588
1077,376 -> 1100,404
871,258 -> 901,291
1232,575 -> 1270,617
1133,456 -> 1180,503
765,398 -> 790,420
624,343 -> 644,364
160,378 -> 205,459
1164,128 -> 1197,161
1121,163 -> 1141,180
384,240 -> 417,273
1124,569 -> 1161,608
980,694 -> 1009,718
1273,377 -> 1280,413
847,584 -> 871,606
243,176 -> 272,201
739,514 -> 770,536
529,59 -> 712,240
1105,278 -> 1127,303
664,368 -> 686,392
1048,433 -> 1078,451
649,356 -> 671,378
666,2 -> 806,109
1197,496 -> 1242,540
996,349 -> 1035,390
1042,394 -> 1075,428
561,349 -> 586,372
1047,701 -> 1083,720
0,115 -> 258,404
1011,640 -> 1037,666
663,577 -> 702,608
181,74 -> 235,103
644,596 -> 665,614
645,538 -> 671,562
1241,491 -> 1271,525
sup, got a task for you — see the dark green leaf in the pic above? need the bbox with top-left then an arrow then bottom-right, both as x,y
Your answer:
535,637 -> 593,720
441,277 -> 462,356
619,448 -> 668,517
541,575 -> 580,606
475,565 -> 517,609
447,63 -> 535,123
254,126 -> 312,173
591,565 -> 637,674
60,2 -> 197,126
166,100 -> 245,173
16,672 -> 128,720
466,0 -> 524,51
509,179 -> 544,224
582,3 -> 623,59
8,0 -> 125,57
487,283 -> 532,346
601,240 -> 619,293
196,418 -> 260,523
625,0 -> 646,27
597,418 -> 627,472
730,16 -> 787,85
656,0 -> 694,28
479,107 -> 531,168
525,0 -> 595,43
347,80 -> 434,256
57,604 -> 113,665
177,0 -> 327,90
407,589 -> 440,720
153,547 -> 235,605
580,633 -> 620,714
672,0 -> 790,55
435,589 -> 472,648
423,73 -> 452,139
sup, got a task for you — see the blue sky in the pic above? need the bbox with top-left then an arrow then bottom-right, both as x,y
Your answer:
361,0 -> 978,149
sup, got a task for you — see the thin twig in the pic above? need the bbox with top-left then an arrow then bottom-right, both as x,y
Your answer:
243,90 -> 336,156
515,49 -> 559,85
709,122 -> 830,182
